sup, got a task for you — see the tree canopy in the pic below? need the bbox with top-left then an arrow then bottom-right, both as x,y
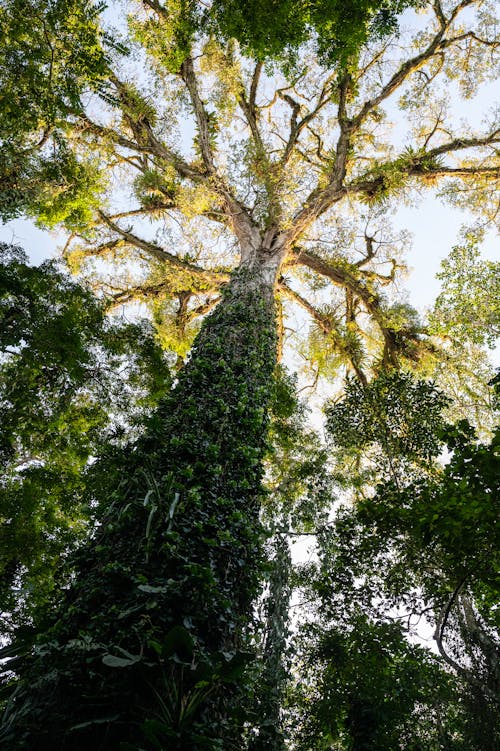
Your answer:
1,0 -> 498,382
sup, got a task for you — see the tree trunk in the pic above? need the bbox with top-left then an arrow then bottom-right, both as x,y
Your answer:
248,532 -> 291,751
1,255 -> 282,750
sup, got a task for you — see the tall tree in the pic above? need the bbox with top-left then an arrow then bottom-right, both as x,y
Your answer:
0,0 -> 498,748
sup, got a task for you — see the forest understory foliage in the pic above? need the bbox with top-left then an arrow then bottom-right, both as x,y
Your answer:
0,0 -> 499,748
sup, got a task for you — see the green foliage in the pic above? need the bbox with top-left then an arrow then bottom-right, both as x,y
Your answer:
325,371 -> 449,475
322,372 -> 498,625
359,147 -> 444,203
129,0 -> 197,74
29,147 -> 106,231
0,0 -> 497,747
243,368 -> 335,750
0,0 -> 115,222
284,368 -> 499,750
265,367 -> 332,533
247,534 -> 292,751
209,0 -> 420,67
429,233 -> 500,348
133,168 -> 179,209
0,242 -> 171,634
1,143 -> 106,230
0,0 -> 109,136
128,0 -> 418,74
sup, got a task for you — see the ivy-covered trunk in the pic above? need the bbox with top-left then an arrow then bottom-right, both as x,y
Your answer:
1,257 -> 280,750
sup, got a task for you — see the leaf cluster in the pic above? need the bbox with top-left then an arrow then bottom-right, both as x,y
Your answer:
209,0 -> 421,68
293,617 -> 459,751
429,233 -> 500,348
325,370 -> 449,472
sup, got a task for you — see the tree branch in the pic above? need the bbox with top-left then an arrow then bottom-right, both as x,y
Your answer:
179,57 -> 262,254
283,74 -> 355,242
351,0 -> 477,129
181,56 -> 217,176
423,130 -> 500,159
238,63 -> 265,153
278,280 -> 367,385
279,78 -> 335,167
285,187 -> 347,246
434,581 -> 500,702
349,131 -> 500,198
97,211 -> 227,287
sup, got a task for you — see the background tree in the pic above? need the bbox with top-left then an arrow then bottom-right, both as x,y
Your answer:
290,372 -> 499,750
427,229 -> 500,431
292,617 -> 464,751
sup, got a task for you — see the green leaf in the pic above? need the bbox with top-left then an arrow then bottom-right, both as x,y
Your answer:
102,653 -> 141,668
161,625 -> 195,662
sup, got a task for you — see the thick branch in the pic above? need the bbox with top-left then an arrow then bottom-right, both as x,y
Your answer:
279,92 -> 302,165
249,62 -> 262,113
285,187 -> 347,245
238,63 -> 264,153
97,211 -> 226,287
181,56 -> 217,175
351,0 -> 477,128
142,0 -> 168,18
352,165 -> 499,197
179,58 -> 261,253
64,238 -> 132,268
350,131 -> 500,198
424,131 -> 500,159
330,73 -> 354,189
108,281 -> 222,313
461,594 -> 500,666
284,75 -> 354,241
279,281 -> 367,385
